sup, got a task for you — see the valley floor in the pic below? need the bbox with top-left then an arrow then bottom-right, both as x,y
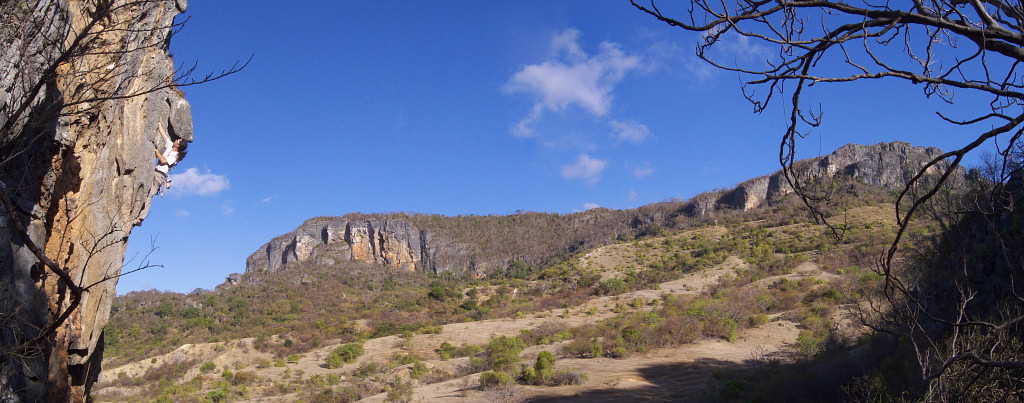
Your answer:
96,235 -> 864,402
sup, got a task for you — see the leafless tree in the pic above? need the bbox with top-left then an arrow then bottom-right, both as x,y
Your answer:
632,0 -> 1024,400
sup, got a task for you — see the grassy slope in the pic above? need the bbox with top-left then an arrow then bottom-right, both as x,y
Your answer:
95,185 -> 933,401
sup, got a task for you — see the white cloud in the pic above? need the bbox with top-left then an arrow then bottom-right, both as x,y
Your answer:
261,194 -> 279,203
628,190 -> 640,203
630,161 -> 655,178
708,30 -> 771,63
174,209 -> 189,217
610,119 -> 650,144
648,40 -> 717,84
561,154 -> 607,185
220,200 -> 235,216
505,28 -> 642,136
168,168 -> 230,196
583,202 -> 601,210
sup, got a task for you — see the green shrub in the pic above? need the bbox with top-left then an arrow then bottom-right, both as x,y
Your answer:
326,342 -> 365,369
480,370 -> 515,386
353,362 -> 381,378
608,347 -> 628,359
486,336 -> 526,371
385,377 -> 413,403
533,351 -> 555,384
230,371 -> 257,386
561,338 -> 601,358
747,313 -> 769,327
409,362 -> 427,379
597,278 -> 627,295
520,365 -> 538,385
200,361 -> 217,373
437,341 -> 454,360
205,388 -> 228,403
797,329 -> 828,357
392,353 -> 419,366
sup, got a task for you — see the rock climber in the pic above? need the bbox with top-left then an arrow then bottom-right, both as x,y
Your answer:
154,124 -> 187,193
136,124 -> 187,225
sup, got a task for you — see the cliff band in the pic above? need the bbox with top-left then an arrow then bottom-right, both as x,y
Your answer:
241,141 -> 958,279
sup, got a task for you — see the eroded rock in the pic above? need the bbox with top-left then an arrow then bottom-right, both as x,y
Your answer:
0,1 -> 190,400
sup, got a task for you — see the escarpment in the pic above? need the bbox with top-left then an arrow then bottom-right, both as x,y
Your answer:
242,142 -> 961,282
714,142 -> 954,214
0,1 -> 191,401
245,218 -> 430,274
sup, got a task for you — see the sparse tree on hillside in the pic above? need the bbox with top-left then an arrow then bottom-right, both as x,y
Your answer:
632,1 -> 1024,400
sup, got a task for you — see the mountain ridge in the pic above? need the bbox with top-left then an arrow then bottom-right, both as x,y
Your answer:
236,141 -> 956,284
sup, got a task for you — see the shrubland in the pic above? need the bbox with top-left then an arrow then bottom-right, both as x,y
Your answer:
99,176 -> 967,401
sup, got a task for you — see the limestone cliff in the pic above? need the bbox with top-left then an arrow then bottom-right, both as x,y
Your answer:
245,217 -> 431,275
0,1 -> 191,401
716,142 -> 953,213
241,142 -> 958,280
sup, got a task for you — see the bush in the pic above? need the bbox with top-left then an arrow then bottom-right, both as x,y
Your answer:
392,353 -> 419,366
486,336 -> 526,372
607,347 -> 628,359
385,377 -> 413,403
480,370 -> 515,386
532,351 -> 554,384
437,341 -> 481,360
747,313 -> 769,327
326,343 -> 365,369
550,370 -> 588,386
797,329 -> 828,357
200,361 -> 217,373
409,362 -> 428,379
353,362 -> 381,378
597,278 -> 627,295
230,371 -> 258,386
205,388 -> 228,403
561,338 -> 601,358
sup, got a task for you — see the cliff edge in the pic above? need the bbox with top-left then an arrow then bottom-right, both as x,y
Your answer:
0,1 -> 191,401
241,141 -> 958,282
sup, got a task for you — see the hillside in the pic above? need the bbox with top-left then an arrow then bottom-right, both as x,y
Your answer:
96,201 -> 913,402
238,142 -> 950,280
89,141 -> 975,402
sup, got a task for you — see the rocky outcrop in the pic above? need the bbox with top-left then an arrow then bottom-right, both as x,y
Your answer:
245,217 -> 430,274
241,142 -> 958,280
0,1 -> 190,401
719,142 -> 952,211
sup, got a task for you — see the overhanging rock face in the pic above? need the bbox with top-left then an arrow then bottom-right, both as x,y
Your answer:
0,1 -> 191,401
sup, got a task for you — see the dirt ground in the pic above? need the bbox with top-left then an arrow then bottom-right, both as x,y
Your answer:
96,226 -> 860,402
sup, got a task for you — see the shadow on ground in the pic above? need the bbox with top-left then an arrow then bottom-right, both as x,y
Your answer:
526,357 -> 748,402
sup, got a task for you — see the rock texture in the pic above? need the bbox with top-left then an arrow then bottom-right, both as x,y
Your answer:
245,218 -> 430,275
240,142 -> 956,281
719,142 -> 952,212
0,1 -> 190,401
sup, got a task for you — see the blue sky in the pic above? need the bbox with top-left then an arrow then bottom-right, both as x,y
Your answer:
120,1 -> 990,294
